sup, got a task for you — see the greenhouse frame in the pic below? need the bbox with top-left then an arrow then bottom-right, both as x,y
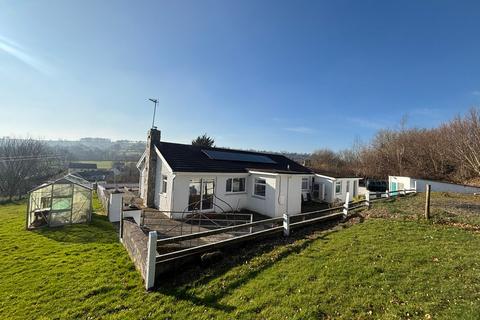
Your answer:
26,174 -> 93,229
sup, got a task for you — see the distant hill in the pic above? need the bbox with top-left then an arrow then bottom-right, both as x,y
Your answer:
45,138 -> 145,161
44,137 -> 311,164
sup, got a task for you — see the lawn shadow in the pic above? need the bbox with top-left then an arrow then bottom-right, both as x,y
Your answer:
31,214 -> 119,244
156,219 -> 343,312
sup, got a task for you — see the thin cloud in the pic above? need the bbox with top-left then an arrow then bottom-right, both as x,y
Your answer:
472,90 -> 480,96
0,35 -> 52,75
284,126 -> 316,134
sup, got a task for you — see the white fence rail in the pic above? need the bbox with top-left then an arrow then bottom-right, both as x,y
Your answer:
139,188 -> 417,289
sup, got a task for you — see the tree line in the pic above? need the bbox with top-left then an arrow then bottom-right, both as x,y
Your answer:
0,138 -> 66,201
309,108 -> 480,185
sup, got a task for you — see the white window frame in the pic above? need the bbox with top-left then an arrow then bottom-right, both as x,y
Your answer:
161,175 -> 168,194
253,178 -> 266,198
301,178 -> 309,191
335,181 -> 342,195
225,177 -> 246,193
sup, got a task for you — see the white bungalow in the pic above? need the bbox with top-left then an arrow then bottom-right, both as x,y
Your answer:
137,129 -> 313,219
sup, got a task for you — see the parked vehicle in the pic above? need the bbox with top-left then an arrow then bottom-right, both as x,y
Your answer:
365,179 -> 387,192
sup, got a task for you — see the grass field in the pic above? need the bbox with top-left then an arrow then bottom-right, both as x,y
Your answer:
77,160 -> 114,169
0,194 -> 480,319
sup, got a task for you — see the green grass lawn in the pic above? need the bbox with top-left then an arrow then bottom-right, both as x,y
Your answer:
1,195 -> 480,319
370,192 -> 480,227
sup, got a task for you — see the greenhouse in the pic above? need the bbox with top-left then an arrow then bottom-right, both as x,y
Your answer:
26,174 -> 93,229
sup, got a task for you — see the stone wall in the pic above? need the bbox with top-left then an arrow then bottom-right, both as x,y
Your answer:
122,219 -> 149,280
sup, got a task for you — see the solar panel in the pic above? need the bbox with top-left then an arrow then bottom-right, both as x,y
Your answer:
202,150 -> 277,164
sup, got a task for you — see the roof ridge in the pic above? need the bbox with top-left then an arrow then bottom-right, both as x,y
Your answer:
157,140 -> 290,158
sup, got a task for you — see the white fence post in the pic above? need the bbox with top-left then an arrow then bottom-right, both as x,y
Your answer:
343,192 -> 350,219
385,189 -> 390,199
283,213 -> 290,236
119,209 -> 124,242
365,192 -> 371,209
145,231 -> 158,291
249,214 -> 253,234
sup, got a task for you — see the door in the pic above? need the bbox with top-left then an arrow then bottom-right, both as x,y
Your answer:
390,181 -> 397,195
201,179 -> 215,211
188,179 -> 215,212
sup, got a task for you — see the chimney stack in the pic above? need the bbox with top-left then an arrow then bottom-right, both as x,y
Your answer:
144,128 -> 161,207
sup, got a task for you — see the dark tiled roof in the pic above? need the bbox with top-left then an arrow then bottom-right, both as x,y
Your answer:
312,170 -> 361,179
68,162 -> 97,169
155,141 -> 312,174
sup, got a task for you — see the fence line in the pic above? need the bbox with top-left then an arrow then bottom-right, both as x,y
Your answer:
155,217 -> 282,247
140,187 -> 418,289
156,226 -> 284,262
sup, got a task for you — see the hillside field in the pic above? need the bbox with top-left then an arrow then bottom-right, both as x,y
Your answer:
0,194 -> 479,319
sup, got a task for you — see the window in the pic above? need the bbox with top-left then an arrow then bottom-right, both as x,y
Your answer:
162,175 -> 167,194
301,178 -> 309,190
188,179 -> 214,211
346,181 -> 350,193
254,178 -> 266,197
335,181 -> 342,194
226,177 -> 246,193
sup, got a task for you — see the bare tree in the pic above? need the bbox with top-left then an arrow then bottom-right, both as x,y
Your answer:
0,138 -> 65,201
445,108 -> 480,176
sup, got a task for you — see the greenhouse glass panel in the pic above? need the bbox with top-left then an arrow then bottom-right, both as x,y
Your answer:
72,185 -> 91,223
51,198 -> 72,211
49,211 -> 71,226
52,183 -> 73,197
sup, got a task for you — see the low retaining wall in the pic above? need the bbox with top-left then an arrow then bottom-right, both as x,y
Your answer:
122,219 -> 150,280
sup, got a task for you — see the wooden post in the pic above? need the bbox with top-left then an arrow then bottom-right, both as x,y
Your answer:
343,192 -> 350,219
145,231 -> 158,290
283,213 -> 290,236
365,192 -> 371,209
424,184 -> 431,220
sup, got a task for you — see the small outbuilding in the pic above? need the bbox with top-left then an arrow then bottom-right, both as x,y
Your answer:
312,173 -> 361,203
27,174 -> 93,229
388,176 -> 480,194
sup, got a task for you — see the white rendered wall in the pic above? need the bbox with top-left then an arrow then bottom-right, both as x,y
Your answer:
275,175 -> 304,216
170,173 -> 250,219
108,193 -> 123,222
313,176 -> 360,203
154,158 -> 174,212
246,174 -> 277,217
123,209 -> 141,225
335,178 -> 359,202
388,176 -> 411,191
138,161 -> 147,201
314,175 -> 334,203
389,176 -> 480,194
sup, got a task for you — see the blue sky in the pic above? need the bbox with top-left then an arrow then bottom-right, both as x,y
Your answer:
1,1 -> 480,153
